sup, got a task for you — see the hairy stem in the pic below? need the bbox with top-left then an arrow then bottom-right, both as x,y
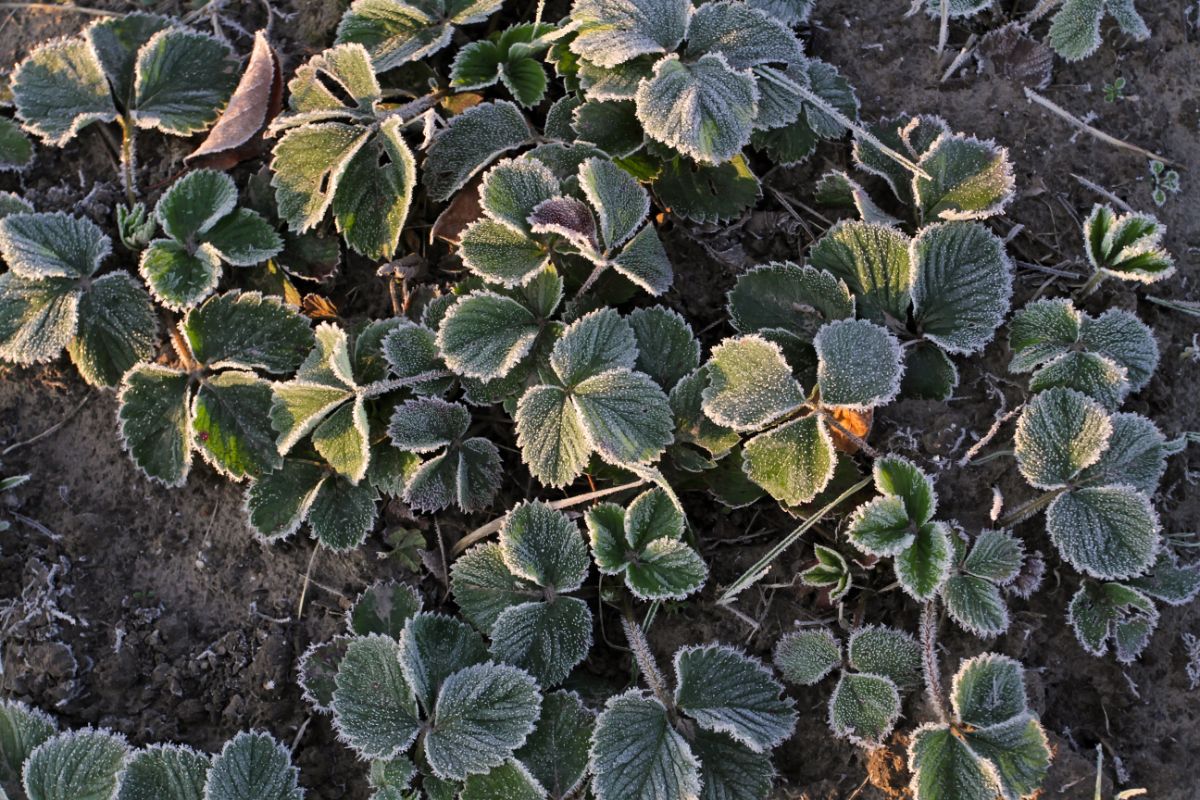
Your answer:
358,369 -> 453,399
621,614 -> 673,711
1075,270 -> 1107,300
117,114 -> 137,207
920,600 -> 949,724
996,487 -> 1066,529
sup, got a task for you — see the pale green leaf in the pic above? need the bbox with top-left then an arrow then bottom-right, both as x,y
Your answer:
742,414 -> 836,506
515,384 -> 592,487
0,274 -> 80,365
962,529 -> 1024,584
192,370 -> 281,480
773,628 -> 841,686
611,221 -> 673,295
270,124 -> 369,233
1008,298 -> 1083,373
438,292 -> 539,380
570,0 -> 690,68
312,398 -> 370,483
701,335 -> 804,431
399,613 -> 489,712
67,272 -> 158,388
573,369 -> 673,466
11,38 -> 115,146
808,220 -> 912,325
814,318 -> 903,410
23,730 -> 128,800
0,700 -> 56,781
331,117 -> 417,260
847,626 -> 921,689
913,134 -> 1014,222
1014,387 -> 1112,490
501,501 -> 591,590
828,672 -> 901,744
1083,204 -> 1174,283
1126,550 -> 1200,607
460,220 -> 550,288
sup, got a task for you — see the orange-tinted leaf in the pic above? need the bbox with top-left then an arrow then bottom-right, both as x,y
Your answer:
830,407 -> 872,454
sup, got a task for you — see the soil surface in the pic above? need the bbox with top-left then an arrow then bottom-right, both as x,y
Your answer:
1,1 -> 1198,799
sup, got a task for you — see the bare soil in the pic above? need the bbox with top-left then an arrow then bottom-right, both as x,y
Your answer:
1,1 -> 1197,798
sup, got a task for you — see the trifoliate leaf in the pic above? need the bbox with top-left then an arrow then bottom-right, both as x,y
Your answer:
66,272 -> 157,388
701,335 -> 805,431
1082,204 -> 1173,283
828,672 -> 901,745
192,370 -> 280,480
0,212 -> 108,279
913,134 -> 1014,222
0,274 -> 80,365
116,744 -> 208,800
628,307 -> 699,390
1069,581 -> 1157,663
962,529 -> 1024,584
311,399 -> 370,483
674,645 -> 796,751
1047,0 -> 1148,61
453,542 -> 541,633
728,262 -> 854,342
307,472 -> 378,550
808,221 -> 912,325
570,0 -> 690,68
205,732 -> 301,800
0,700 -> 56,780
515,691 -> 594,800
875,455 -> 937,523
11,38 -> 116,147
398,613 -> 489,712
1079,308 -> 1159,391
501,501 -> 591,590
1013,387 -> 1112,490
338,0 -> 503,71
333,635 -> 422,760
896,522 -> 952,601
23,729 -> 128,800
1127,550 -> 1200,606
424,663 -> 541,781
944,574 -> 1009,637
951,652 -> 1028,727
910,222 -> 1012,355
459,760 -> 544,800
589,690 -> 701,800
742,414 -> 836,506
814,318 -> 903,410
653,153 -> 761,223
425,101 -> 534,202
349,581 -> 423,638
184,291 -> 313,373
381,321 -> 453,395
636,54 -> 758,164
691,729 -> 774,800
1047,485 -> 1159,581
118,365 -> 192,486
773,628 -> 841,686
684,1 -> 803,68
131,29 -> 237,136
802,544 -> 852,601
403,437 -> 502,514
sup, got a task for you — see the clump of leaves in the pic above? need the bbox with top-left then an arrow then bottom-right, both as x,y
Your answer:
118,291 -> 313,486
452,501 -> 594,686
451,23 -> 557,107
1047,0 -> 1150,61
942,528 -> 1027,638
0,207 -> 159,387
139,169 -> 283,310
0,699 -> 302,800
908,654 -> 1051,800
1148,159 -> 1181,207
337,0 -> 505,71
589,619 -> 796,800
801,543 -> 853,602
585,487 -> 707,600
1009,298 -> 1159,409
1080,203 -> 1175,291
775,625 -> 920,746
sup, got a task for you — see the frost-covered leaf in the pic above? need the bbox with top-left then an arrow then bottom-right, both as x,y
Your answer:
270,123 -> 369,234
67,272 -> 157,388
875,455 -> 936,523
479,157 -> 560,235
611,221 -> 673,295
852,114 -> 949,207
388,397 -> 468,453
808,221 -> 912,325
589,690 -> 701,800
691,729 -> 773,800
139,240 -> 220,310
1047,0 -> 1149,61
653,153 -> 761,224
701,335 -> 804,431
337,0 -> 503,71
329,117 -> 416,260
1082,204 -> 1173,283
944,574 -> 1009,637
459,760 -> 544,800
951,653 -> 1028,728
490,598 -> 593,687
1127,550 -> 1200,606
0,193 -> 34,219
402,436 -> 502,514
0,700 -> 55,781
911,222 -> 1012,355
814,171 -> 900,226
1068,581 -> 1157,663
908,725 -> 999,800
116,744 -> 209,800
308,472 -> 378,550
962,714 -> 1052,800
742,414 -> 836,506
962,529 -> 1024,584
118,365 -> 192,486
399,613 -> 489,712
628,307 -> 699,390
23,730 -> 128,800
529,196 -> 599,253
0,212 -> 108,279
814,318 -> 903,410
728,262 -> 854,342
900,341 -> 958,401
674,645 -> 796,751
205,732 -> 301,800
752,58 -> 858,164
1078,309 -> 1158,391
0,118 -> 32,171
773,628 -> 840,686
896,522 -> 951,601
913,134 -> 1014,222
501,501 -> 591,590
922,0 -> 993,17
670,366 -> 741,457
515,691 -> 594,800
847,496 -> 914,556
572,100 -> 644,157
515,385 -> 591,487
424,663 -> 541,781
635,54 -> 758,164
828,672 -> 900,745
579,157 -> 649,251
184,291 -> 313,373
349,581 -> 423,638
425,101 -> 534,202
1013,387 -> 1112,490
131,29 -> 238,136
1008,298 -> 1081,373
452,543 -> 541,633
745,0 -> 813,25
0,274 -> 80,365
570,0 -> 690,68
801,544 -> 852,601
1047,485 -> 1159,581
271,324 -> 356,454
332,635 -> 422,760
192,370 -> 280,480
12,38 -> 115,147
573,369 -> 674,466
847,627 -> 920,689
381,321 -> 453,395
460,220 -> 550,288
298,635 -> 350,711
684,1 -> 803,68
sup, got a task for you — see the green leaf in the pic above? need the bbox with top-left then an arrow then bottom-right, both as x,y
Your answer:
116,744 -> 209,800
184,291 -> 314,373
0,118 -> 33,171
381,322 -> 452,395
808,221 -> 912,325
66,272 -> 157,388
611,221 -> 673,295
773,628 -> 841,686
847,496 -> 914,556
337,0 -> 503,71
1047,485 -> 1159,581
701,335 -> 804,431
653,153 -> 761,224
589,691 -> 701,800
438,292 -> 539,380
424,663 -> 542,781
828,672 -> 901,745
801,544 -> 852,601
896,522 -> 952,601
460,761 -> 544,800
490,598 -> 593,687
403,437 -> 502,513
332,116 -> 417,260
333,635 -> 422,760
0,273 -> 80,365
119,364 -> 192,486
515,691 -> 594,800
573,369 -> 673,466
1013,387 -> 1112,490
156,169 -> 237,242
202,209 -> 283,267
312,398 -> 370,483
727,262 -> 854,342
742,414 -> 836,506
479,157 -> 560,235
388,397 -> 468,452
205,732 -> 301,800
1069,581 -> 1157,663
0,700 -> 56,781
501,501 -> 591,590
852,114 -> 949,207
951,653 -> 1028,727
908,724 -> 999,800
131,29 -> 237,136
745,0 -> 814,25
874,455 -> 937,524
1079,308 -> 1159,391
307,470 -> 378,550
515,385 -> 592,487
1008,298 -> 1081,373
244,458 -> 325,541
270,123 -> 369,234
570,0 -> 690,68
192,370 -> 281,480
675,644 -> 796,751
453,543 -> 541,633
1126,550 -> 1200,606
900,340 -> 958,401
910,222 -> 1012,355
1083,204 -> 1174,283
139,240 -> 220,310
962,529 -> 1024,583
349,580 -> 423,638
84,13 -> 171,109
425,101 -> 533,202
670,366 -> 741,456
628,306 -> 699,390
23,730 -> 128,800
572,100 -> 644,158
271,324 -> 356,453
814,318 -> 903,410
684,1 -> 802,68
944,574 -> 1009,637
460,220 -> 550,288
450,40 -> 503,91
913,134 -> 1014,222
399,613 -> 489,712
1047,0 -> 1111,61
0,211 -> 109,279
847,626 -> 921,689
11,37 -> 115,146
636,54 -> 757,164
964,714 -> 1052,800
691,729 -> 774,800
0,193 -> 34,219
625,538 -> 708,600
579,157 -> 649,251
298,636 -> 350,712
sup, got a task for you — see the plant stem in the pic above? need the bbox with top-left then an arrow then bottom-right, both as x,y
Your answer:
0,2 -> 118,15
920,600 -> 949,724
168,321 -> 199,371
820,409 -> 880,459
451,478 -> 648,557
1075,270 -> 1107,300
717,476 -> 872,606
621,614 -> 673,711
996,487 -> 1066,529
116,115 -> 137,207
380,91 -> 445,123
358,369 -> 453,399
936,0 -> 950,56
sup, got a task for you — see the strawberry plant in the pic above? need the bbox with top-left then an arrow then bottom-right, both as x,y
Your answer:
1047,0 -> 1150,61
1080,203 -> 1175,292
